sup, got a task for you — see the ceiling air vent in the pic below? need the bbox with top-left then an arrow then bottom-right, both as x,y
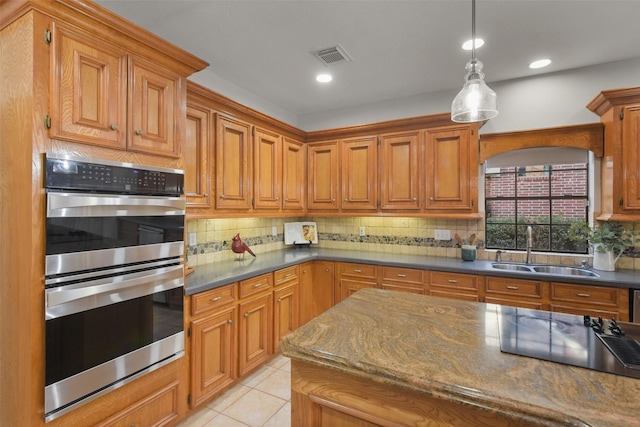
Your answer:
313,45 -> 353,66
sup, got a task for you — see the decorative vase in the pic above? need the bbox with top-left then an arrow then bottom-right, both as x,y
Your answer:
592,244 -> 621,271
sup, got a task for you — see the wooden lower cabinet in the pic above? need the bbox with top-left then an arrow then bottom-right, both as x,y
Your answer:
336,262 -> 378,303
428,271 -> 481,302
380,266 -> 425,294
274,266 -> 300,353
299,261 -> 335,326
484,276 -> 546,310
238,292 -> 274,377
550,282 -> 629,321
95,381 -> 181,427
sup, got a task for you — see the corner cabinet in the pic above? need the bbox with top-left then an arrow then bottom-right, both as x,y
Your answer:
587,87 -> 640,221
282,137 -> 306,211
424,124 -> 479,214
50,22 -> 184,158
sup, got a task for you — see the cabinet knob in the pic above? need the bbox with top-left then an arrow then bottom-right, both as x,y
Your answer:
331,199 -> 336,203
244,312 -> 249,318
412,197 -> 417,201
277,298 -> 282,303
110,124 -> 119,131
220,194 -> 225,199
285,198 -> 289,202
135,129 -> 143,136
275,197 -> 280,201
228,319 -> 233,324
325,268 -> 330,272
204,193 -> 209,197
344,198 -> 348,202
430,197 -> 434,201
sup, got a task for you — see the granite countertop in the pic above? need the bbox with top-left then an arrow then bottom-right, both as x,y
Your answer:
185,248 -> 640,295
280,288 -> 640,426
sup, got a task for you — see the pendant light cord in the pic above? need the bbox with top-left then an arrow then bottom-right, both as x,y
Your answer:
471,0 -> 476,65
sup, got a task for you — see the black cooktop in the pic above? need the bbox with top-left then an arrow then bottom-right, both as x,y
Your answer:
497,306 -> 640,379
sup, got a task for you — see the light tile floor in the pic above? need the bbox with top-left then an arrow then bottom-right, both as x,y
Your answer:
177,355 -> 291,427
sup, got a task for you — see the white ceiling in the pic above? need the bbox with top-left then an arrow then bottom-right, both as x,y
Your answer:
95,0 -> 640,117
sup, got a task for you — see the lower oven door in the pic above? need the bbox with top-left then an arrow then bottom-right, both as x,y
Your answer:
44,264 -> 185,421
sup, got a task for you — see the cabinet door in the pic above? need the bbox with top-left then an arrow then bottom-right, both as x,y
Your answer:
282,137 -> 306,211
379,131 -> 421,210
216,114 -> 252,209
254,127 -> 281,209
238,293 -> 273,376
190,307 -> 236,408
128,56 -> 182,158
50,23 -> 127,149
341,136 -> 378,210
185,105 -> 211,208
621,105 -> 640,211
299,261 -> 335,326
307,141 -> 340,211
274,283 -> 299,353
424,125 -> 478,212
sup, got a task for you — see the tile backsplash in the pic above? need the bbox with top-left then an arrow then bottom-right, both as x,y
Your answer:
186,216 -> 640,270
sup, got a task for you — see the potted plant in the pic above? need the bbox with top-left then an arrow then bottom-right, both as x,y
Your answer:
567,221 -> 634,271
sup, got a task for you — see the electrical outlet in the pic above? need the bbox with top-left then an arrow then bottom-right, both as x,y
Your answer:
272,226 -> 278,237
359,226 -> 366,236
188,232 -> 197,246
434,229 -> 451,240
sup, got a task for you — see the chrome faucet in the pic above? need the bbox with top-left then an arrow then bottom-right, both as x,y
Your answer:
525,226 -> 533,264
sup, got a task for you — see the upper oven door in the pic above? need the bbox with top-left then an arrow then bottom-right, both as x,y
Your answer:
46,192 -> 185,277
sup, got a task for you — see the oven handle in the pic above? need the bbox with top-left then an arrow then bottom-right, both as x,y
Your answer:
46,264 -> 184,312
47,192 -> 185,218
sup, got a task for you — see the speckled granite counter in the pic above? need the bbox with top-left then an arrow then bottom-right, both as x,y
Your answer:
185,248 -> 640,295
281,288 -> 640,426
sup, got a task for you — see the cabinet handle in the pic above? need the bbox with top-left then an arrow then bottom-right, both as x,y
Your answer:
353,269 -> 362,273
244,312 -> 249,318
253,283 -> 262,288
228,319 -> 233,324
506,285 -> 519,290
576,293 -> 592,298
284,274 -> 291,278
210,296 -> 222,302
110,124 -> 119,131
447,279 -> 458,283
135,129 -> 143,135
396,274 -> 407,278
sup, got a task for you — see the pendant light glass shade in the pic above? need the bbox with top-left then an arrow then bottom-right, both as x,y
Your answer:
451,0 -> 498,123
451,59 -> 498,122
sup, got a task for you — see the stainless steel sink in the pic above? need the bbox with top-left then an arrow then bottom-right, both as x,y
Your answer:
491,263 -> 533,272
531,265 -> 600,277
490,262 -> 600,277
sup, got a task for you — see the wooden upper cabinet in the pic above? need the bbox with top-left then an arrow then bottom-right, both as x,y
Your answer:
587,88 -> 640,220
282,137 -> 306,211
379,131 -> 421,210
127,56 -> 182,157
341,136 -> 378,210
50,22 -> 127,150
216,114 -> 252,209
253,127 -> 281,210
50,22 -> 184,158
185,104 -> 211,208
424,125 -> 478,213
308,141 -> 340,211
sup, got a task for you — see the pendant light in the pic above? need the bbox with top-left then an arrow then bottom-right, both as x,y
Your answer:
451,0 -> 498,123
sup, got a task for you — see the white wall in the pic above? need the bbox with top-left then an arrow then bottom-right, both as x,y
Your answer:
190,56 -> 640,134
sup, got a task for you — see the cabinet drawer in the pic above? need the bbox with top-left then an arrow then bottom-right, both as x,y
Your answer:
429,271 -> 478,291
95,381 -> 179,427
338,262 -> 378,280
550,283 -> 619,307
275,266 -> 299,286
381,266 -> 424,285
239,273 -> 273,299
191,283 -> 236,316
485,277 -> 543,299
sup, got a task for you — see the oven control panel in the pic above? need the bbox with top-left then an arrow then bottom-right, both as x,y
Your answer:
45,155 -> 184,196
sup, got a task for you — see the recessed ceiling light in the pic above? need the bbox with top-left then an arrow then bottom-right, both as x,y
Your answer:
316,73 -> 332,83
462,38 -> 484,51
529,59 -> 551,69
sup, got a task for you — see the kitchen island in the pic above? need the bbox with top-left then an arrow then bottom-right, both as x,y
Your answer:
280,288 -> 640,427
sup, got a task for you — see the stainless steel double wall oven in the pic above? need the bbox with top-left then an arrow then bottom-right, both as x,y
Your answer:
44,155 -> 186,422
